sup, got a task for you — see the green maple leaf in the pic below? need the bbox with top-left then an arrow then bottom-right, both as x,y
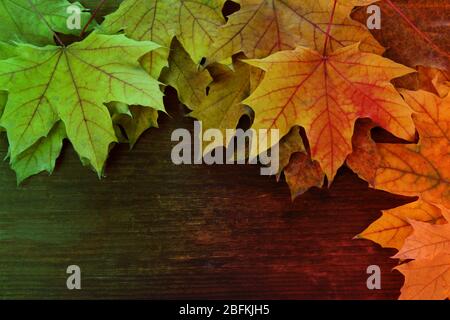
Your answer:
0,43 -> 15,129
109,101 -> 159,148
101,0 -> 226,78
190,59 -> 251,153
0,32 -> 164,181
0,0 -> 93,45
11,122 -> 66,184
161,40 -> 212,111
101,0 -> 177,78
174,0 -> 226,65
113,106 -> 159,148
0,91 -> 6,120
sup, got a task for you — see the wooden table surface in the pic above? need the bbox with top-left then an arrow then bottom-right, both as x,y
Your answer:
0,0 -> 413,300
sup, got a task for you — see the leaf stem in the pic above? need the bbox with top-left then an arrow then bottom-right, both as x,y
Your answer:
80,0 -> 108,38
322,0 -> 338,56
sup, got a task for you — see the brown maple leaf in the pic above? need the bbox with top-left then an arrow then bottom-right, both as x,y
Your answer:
346,119 -> 380,184
353,0 -> 450,70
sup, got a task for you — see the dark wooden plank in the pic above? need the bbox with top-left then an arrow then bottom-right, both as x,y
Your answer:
0,90 -> 411,299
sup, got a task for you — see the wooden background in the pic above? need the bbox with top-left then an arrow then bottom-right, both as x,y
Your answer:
0,0 -> 414,300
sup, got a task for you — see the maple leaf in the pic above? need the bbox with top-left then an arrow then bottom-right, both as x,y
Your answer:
11,122 -> 66,184
244,43 -> 416,182
161,40 -> 212,111
395,218 -> 450,261
207,0 -> 384,65
374,90 -> 450,209
396,253 -> 450,300
108,101 -> 131,142
353,0 -> 450,70
102,0 -> 226,78
0,0 -> 93,45
0,32 -> 164,179
394,66 -> 450,98
174,0 -> 226,64
108,101 -> 159,147
416,67 -> 450,98
357,199 -> 446,250
358,199 -> 450,300
114,106 -> 159,148
356,79 -> 450,299
269,126 -> 325,198
349,67 -> 450,184
190,59 -> 251,153
273,126 -> 305,176
284,149 -> 325,199
346,119 -> 379,184
108,101 -> 132,118
391,206 -> 450,300
101,0 -> 176,78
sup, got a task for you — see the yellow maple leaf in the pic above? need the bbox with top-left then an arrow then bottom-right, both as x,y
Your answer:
161,40 -> 213,110
357,199 -> 446,250
190,59 -> 251,153
274,126 -> 305,177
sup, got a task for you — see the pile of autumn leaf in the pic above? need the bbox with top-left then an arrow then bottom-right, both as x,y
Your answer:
0,0 -> 449,299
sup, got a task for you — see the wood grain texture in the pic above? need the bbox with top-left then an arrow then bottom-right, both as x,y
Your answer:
0,89 -> 412,299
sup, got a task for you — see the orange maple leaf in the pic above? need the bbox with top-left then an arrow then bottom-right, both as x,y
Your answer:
358,83 -> 450,299
349,66 -> 450,183
391,205 -> 450,300
374,90 -> 450,209
415,67 -> 450,98
395,218 -> 450,260
244,42 -> 415,182
396,253 -> 450,300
